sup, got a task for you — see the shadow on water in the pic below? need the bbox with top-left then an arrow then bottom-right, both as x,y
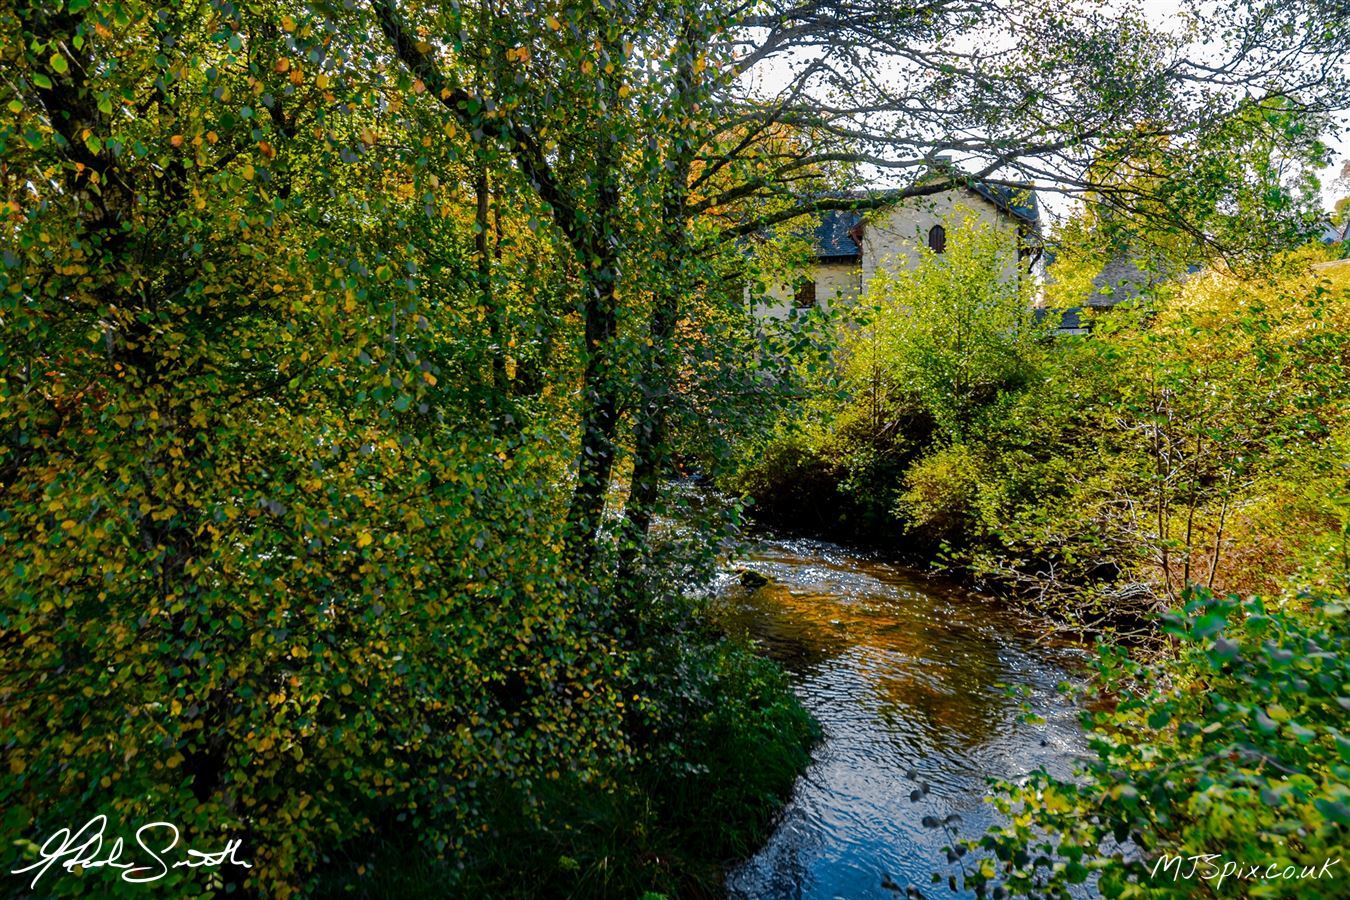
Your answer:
713,536 -> 1091,900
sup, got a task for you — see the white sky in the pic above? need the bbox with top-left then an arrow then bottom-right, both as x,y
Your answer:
747,0 -> 1350,218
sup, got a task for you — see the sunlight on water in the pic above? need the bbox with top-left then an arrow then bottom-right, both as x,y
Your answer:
715,537 -> 1090,899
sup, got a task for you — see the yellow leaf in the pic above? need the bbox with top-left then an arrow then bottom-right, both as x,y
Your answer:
357,531 -> 373,548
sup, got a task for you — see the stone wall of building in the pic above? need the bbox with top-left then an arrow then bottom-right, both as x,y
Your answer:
860,192 -> 1024,290
756,260 -> 863,320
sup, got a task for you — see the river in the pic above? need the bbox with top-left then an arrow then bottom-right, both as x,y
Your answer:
713,534 -> 1091,899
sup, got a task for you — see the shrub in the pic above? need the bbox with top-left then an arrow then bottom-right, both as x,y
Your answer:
898,443 -> 984,547
969,585 -> 1350,898
319,634 -> 818,899
724,427 -> 841,531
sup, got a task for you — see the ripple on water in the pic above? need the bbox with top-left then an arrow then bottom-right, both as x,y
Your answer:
718,538 -> 1089,900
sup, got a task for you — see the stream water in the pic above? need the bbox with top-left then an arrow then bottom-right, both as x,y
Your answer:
714,534 -> 1090,899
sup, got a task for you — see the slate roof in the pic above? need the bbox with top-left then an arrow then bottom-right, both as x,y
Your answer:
967,182 -> 1040,225
1088,254 -> 1159,307
814,210 -> 864,260
1320,218 -> 1349,244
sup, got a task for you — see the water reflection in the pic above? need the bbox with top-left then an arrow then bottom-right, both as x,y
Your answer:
716,537 -> 1088,900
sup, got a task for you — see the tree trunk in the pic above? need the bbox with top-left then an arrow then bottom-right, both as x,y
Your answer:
619,193 -> 688,577
618,18 -> 700,581
565,131 -> 623,568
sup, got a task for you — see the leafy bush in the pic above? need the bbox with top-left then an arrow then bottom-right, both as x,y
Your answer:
970,584 -> 1350,898
316,634 -> 817,899
898,442 -> 984,546
725,426 -> 840,530
838,214 -> 1040,440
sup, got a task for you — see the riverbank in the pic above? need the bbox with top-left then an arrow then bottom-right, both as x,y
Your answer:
310,617 -> 817,899
726,250 -> 1350,642
731,509 -> 1153,646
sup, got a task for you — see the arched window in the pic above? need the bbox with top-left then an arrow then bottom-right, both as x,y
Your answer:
928,224 -> 947,254
794,279 -> 817,308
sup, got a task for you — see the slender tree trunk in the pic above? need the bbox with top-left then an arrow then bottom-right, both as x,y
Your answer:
565,131 -> 623,567
619,171 -> 690,576
475,164 -> 508,394
618,17 -> 700,581
1181,417 -> 1207,587
492,195 -> 509,392
1207,486 -> 1230,590
1152,379 -> 1173,597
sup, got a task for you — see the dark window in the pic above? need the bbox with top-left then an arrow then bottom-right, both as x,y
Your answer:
928,224 -> 947,254
794,279 -> 817,308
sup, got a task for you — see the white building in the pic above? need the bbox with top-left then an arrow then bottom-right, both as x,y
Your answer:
756,180 -> 1042,319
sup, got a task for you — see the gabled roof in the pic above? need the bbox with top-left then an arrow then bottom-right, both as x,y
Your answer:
967,182 -> 1040,225
1319,217 -> 1348,244
807,178 -> 1041,261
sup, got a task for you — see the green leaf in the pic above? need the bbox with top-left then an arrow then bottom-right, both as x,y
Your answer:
1192,612 -> 1226,640
1313,799 -> 1350,825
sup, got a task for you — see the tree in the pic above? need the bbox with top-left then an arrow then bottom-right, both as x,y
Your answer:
1,4 -> 630,893
843,215 -> 1040,440
364,0 -> 1350,580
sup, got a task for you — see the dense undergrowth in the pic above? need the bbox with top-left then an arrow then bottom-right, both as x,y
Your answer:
315,630 -> 817,899
727,218 -> 1350,895
729,222 -> 1350,634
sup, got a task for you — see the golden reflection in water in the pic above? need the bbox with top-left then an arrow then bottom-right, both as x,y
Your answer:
717,538 -> 1088,900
